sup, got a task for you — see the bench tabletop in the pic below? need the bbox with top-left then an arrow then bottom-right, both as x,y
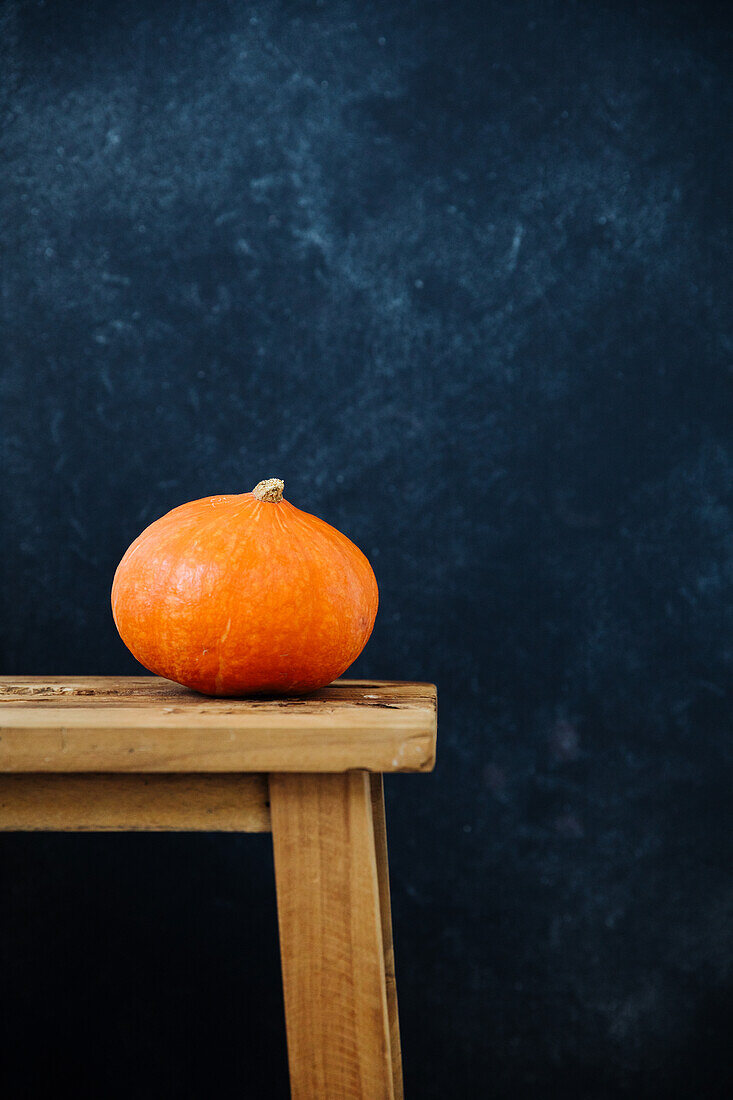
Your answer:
0,677 -> 437,774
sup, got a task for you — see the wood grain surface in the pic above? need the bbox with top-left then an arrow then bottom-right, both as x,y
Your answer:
270,771 -> 399,1100
0,773 -> 271,831
0,677 -> 437,774
369,774 -> 404,1100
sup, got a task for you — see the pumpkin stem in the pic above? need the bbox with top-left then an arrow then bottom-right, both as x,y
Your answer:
252,478 -> 285,503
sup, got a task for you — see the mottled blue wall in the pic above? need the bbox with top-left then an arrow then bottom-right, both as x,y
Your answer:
1,1 -> 731,1096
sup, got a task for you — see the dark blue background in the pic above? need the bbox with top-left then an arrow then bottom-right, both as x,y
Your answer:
1,1 -> 731,1096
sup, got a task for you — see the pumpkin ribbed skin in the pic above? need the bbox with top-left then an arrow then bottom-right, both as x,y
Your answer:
111,487 -> 378,696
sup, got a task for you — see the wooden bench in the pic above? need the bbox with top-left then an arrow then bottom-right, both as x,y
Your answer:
0,676 -> 437,1100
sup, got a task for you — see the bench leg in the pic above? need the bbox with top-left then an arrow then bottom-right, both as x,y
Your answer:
269,772 -> 402,1100
368,774 -> 403,1099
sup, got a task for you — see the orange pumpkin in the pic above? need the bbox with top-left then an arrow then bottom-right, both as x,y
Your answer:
111,479 -> 378,696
